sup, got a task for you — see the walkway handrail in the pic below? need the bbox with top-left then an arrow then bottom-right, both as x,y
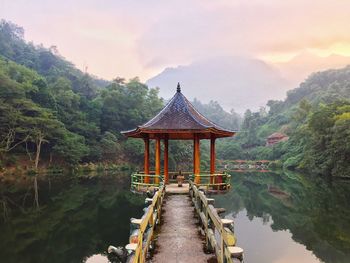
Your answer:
189,181 -> 244,263
127,185 -> 165,263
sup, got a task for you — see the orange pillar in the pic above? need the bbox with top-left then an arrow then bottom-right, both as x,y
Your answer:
194,134 -> 200,184
164,137 -> 169,184
144,137 -> 150,183
155,137 -> 161,184
210,137 -> 216,184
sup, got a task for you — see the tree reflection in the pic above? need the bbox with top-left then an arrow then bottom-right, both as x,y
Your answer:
0,175 -> 144,263
33,175 -> 39,209
214,171 -> 350,263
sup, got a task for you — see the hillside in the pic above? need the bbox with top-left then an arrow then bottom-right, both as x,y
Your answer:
0,20 -> 240,173
276,52 -> 350,88
0,20 -> 109,89
0,20 -> 165,171
229,66 -> 350,177
0,19 -> 349,177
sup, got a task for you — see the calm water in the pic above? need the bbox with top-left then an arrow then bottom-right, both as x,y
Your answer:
0,171 -> 350,263
0,174 -> 144,263
214,171 -> 350,263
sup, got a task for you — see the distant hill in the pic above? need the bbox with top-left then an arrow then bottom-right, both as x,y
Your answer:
230,65 -> 350,176
0,19 -> 110,98
282,65 -> 350,109
0,19 -> 244,170
276,51 -> 350,88
147,56 -> 290,113
147,53 -> 350,113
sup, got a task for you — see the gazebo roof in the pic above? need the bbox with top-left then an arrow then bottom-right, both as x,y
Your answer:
122,83 -> 236,140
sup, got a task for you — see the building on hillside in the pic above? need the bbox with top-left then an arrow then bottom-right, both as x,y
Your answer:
266,132 -> 289,146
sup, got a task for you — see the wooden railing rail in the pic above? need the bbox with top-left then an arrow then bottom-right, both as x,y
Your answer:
112,175 -> 240,262
189,181 -> 244,263
132,172 -> 231,192
125,185 -> 165,262
190,172 -> 231,190
131,173 -> 163,192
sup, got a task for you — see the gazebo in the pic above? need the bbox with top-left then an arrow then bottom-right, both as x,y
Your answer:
122,83 -> 236,188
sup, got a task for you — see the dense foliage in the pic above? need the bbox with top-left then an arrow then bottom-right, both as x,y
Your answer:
0,20 -> 240,171
192,99 -> 241,130
227,67 -> 350,177
0,19 -> 348,177
0,20 -> 164,169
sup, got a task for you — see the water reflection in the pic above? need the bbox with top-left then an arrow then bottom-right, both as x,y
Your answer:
0,174 -> 144,263
1,171 -> 349,263
214,171 -> 350,263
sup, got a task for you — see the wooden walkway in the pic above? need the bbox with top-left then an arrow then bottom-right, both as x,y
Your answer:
112,182 -> 243,263
150,191 -> 215,263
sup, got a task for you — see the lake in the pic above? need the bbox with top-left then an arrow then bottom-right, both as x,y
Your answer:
0,171 -> 349,263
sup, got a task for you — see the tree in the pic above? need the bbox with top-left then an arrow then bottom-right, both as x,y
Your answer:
53,132 -> 89,165
100,131 -> 119,159
99,79 -> 163,133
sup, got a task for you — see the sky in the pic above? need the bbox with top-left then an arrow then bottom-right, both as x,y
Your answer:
1,0 -> 350,82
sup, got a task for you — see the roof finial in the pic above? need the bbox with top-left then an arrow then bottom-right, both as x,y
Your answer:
177,82 -> 181,92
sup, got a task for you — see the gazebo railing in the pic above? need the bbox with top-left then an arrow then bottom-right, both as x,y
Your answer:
131,173 -> 163,192
131,171 -> 231,191
189,173 -> 231,190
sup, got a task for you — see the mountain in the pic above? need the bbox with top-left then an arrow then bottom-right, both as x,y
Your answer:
276,52 -> 350,88
146,56 -> 290,113
0,20 -> 110,97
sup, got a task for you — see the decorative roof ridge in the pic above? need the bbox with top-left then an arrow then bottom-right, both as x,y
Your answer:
139,89 -> 182,128
181,93 -> 235,132
121,83 -> 238,138
176,92 -> 212,129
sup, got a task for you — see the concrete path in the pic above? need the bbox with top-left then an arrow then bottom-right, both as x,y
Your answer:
150,195 -> 215,263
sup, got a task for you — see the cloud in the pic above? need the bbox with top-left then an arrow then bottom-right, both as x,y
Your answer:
137,0 -> 350,71
1,0 -> 350,81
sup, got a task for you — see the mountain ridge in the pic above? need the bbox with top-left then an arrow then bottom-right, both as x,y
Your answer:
147,53 -> 350,112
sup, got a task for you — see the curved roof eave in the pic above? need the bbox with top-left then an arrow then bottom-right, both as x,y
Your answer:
121,83 -> 236,138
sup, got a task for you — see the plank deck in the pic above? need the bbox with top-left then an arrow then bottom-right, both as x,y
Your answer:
149,194 -> 215,263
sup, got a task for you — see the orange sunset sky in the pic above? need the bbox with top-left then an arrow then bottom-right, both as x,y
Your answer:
1,0 -> 350,83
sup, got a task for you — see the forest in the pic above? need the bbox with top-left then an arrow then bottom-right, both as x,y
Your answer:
0,20 -> 349,177
228,68 -> 350,177
0,20 -> 239,173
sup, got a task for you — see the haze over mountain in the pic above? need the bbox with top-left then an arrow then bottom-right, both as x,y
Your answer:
147,54 -> 350,112
276,52 -> 350,87
147,56 -> 289,113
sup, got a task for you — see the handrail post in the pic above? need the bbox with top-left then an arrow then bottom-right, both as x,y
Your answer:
158,189 -> 162,224
220,227 -> 224,263
205,200 -> 209,250
139,230 -> 143,263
